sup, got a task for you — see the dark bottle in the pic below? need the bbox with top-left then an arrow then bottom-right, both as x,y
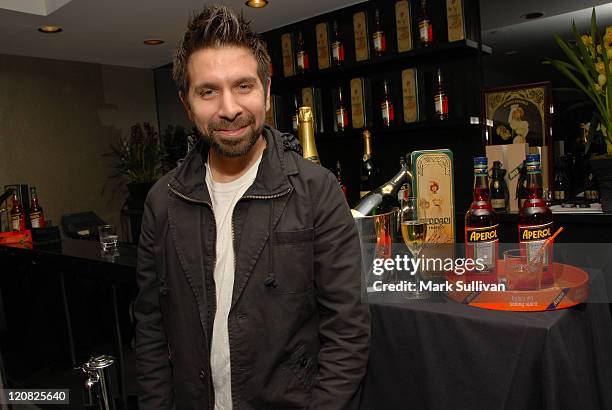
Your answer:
381,79 -> 395,127
336,87 -> 349,132
490,161 -> 509,212
553,156 -> 570,204
465,157 -> 499,275
353,154 -> 412,217
9,190 -> 26,232
584,170 -> 600,204
434,68 -> 448,120
331,20 -> 345,66
29,186 -> 45,228
336,160 -> 348,200
292,95 -> 299,133
397,155 -> 411,203
516,160 -> 529,209
518,154 -> 554,287
372,8 -> 387,56
296,31 -> 310,74
418,0 -> 433,47
359,130 -> 378,200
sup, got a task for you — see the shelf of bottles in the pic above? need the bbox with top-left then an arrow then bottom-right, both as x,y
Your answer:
262,0 -> 489,208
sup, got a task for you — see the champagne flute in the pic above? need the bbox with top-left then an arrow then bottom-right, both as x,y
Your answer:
400,196 -> 429,299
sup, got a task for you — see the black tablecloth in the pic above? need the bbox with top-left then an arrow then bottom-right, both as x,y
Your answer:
360,301 -> 612,410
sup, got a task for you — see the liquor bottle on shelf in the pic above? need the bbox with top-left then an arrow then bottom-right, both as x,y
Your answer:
418,0 -> 433,47
9,190 -> 26,232
353,152 -> 412,217
359,130 -> 378,200
518,154 -> 554,287
297,106 -> 320,165
465,157 -> 498,275
433,68 -> 448,120
516,160 -> 529,209
372,8 -> 387,56
553,156 -> 570,203
29,186 -> 45,228
335,160 -> 348,200
292,95 -> 299,133
331,20 -> 345,66
490,161 -> 509,212
296,31 -> 310,74
381,79 -> 395,127
336,86 -> 349,132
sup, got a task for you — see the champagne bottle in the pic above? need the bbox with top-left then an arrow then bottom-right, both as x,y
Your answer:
490,161 -> 509,212
359,130 -> 378,199
353,154 -> 412,217
297,106 -> 320,165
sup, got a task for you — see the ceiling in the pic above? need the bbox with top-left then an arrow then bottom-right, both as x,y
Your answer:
0,0 -> 611,69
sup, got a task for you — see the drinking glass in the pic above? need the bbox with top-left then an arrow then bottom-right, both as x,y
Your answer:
502,249 -> 544,291
98,224 -> 119,252
400,197 -> 429,299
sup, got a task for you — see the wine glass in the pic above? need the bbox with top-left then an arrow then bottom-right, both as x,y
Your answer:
400,196 -> 429,299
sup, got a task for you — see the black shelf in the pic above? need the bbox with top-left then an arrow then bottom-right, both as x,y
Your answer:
315,116 -> 482,142
271,39 -> 491,91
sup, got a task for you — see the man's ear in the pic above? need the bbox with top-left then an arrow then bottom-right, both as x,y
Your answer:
179,91 -> 194,122
265,77 -> 271,113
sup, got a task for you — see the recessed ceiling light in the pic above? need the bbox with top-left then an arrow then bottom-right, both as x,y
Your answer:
38,25 -> 62,33
521,12 -> 544,20
143,39 -> 164,46
245,0 -> 268,8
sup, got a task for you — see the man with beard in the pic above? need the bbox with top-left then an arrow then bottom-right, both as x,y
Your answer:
134,5 -> 370,410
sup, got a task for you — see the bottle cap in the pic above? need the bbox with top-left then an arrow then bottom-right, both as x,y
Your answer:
473,157 -> 487,175
526,154 -> 540,163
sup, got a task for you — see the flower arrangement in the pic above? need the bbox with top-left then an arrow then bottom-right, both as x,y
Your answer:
106,122 -> 164,183
549,9 -> 612,154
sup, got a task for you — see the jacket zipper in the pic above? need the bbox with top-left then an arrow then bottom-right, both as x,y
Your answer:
168,183 -> 217,408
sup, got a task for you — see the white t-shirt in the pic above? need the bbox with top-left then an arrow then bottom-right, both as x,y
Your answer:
205,155 -> 262,410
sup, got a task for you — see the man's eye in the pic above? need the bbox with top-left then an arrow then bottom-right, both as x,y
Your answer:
238,83 -> 253,92
199,89 -> 214,98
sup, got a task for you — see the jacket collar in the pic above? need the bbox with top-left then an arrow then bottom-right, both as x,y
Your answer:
169,126 -> 296,202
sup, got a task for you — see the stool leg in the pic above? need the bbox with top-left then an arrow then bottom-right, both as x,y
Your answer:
111,285 -> 127,408
59,272 -> 77,368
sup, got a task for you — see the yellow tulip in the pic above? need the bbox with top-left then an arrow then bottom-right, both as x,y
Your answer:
597,61 -> 605,74
582,34 -> 593,46
599,74 -> 607,86
594,83 -> 602,92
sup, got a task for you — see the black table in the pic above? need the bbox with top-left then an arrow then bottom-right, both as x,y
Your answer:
0,239 -> 137,408
360,300 -> 612,410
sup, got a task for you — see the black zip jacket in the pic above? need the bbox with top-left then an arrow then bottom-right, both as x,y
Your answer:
134,126 -> 370,409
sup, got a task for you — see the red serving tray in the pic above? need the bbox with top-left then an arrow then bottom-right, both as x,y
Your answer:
445,261 -> 589,312
0,230 -> 33,249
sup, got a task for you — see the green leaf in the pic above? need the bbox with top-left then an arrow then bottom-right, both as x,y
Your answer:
549,59 -> 606,115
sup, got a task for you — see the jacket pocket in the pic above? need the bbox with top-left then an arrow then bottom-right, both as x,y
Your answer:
288,344 -> 317,390
269,228 -> 314,295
